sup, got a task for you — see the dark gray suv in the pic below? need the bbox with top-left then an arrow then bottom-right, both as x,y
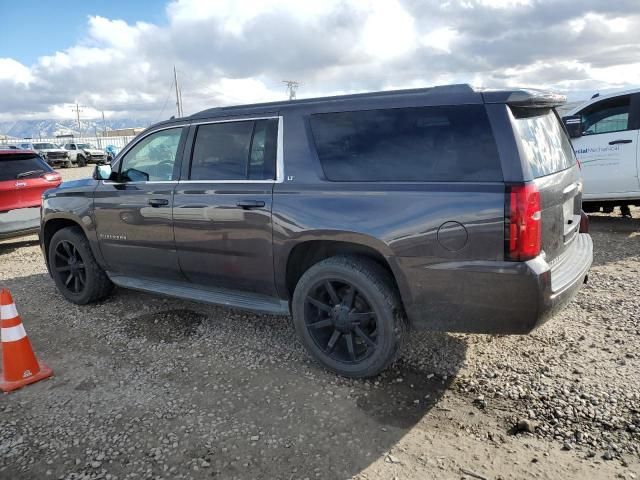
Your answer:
40,85 -> 592,377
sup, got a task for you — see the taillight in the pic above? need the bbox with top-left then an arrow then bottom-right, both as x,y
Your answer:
42,172 -> 61,182
506,183 -> 541,261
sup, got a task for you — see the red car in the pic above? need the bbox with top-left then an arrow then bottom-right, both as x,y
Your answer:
0,150 -> 62,240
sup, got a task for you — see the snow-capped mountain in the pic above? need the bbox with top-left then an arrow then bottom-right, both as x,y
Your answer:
0,119 -> 151,139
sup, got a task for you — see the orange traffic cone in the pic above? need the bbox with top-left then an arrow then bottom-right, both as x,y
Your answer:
0,289 -> 52,392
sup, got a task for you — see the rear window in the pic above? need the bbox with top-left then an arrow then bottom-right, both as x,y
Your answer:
309,105 -> 502,182
511,108 -> 577,178
33,143 -> 57,149
0,154 -> 51,181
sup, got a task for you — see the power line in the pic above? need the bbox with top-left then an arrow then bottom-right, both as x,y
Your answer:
152,77 -> 176,124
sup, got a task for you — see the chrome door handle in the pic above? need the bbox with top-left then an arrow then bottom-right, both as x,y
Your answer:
609,139 -> 632,145
148,198 -> 169,207
236,200 -> 265,209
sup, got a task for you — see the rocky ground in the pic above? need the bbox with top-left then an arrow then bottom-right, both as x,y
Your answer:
0,166 -> 638,479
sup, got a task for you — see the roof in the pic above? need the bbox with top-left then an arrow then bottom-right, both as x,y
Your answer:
565,88 -> 640,116
151,83 -> 565,129
0,149 -> 38,156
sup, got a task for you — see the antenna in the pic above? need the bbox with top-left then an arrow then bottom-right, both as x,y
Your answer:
282,80 -> 302,100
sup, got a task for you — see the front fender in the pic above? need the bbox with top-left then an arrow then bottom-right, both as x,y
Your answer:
40,179 -> 104,268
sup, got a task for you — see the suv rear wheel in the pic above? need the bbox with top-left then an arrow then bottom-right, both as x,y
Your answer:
48,226 -> 113,304
292,256 -> 406,378
77,155 -> 87,167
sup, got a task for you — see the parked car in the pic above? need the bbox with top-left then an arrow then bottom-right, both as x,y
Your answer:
1,149 -> 62,239
19,142 -> 72,168
562,89 -> 640,215
40,85 -> 592,378
62,142 -> 109,166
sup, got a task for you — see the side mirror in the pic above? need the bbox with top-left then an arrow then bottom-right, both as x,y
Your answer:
562,115 -> 582,138
94,164 -> 112,180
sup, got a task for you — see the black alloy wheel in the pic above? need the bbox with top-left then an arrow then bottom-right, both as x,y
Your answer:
304,279 -> 378,364
53,239 -> 87,294
292,256 -> 406,378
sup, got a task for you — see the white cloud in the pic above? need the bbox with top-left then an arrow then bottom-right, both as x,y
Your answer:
0,58 -> 34,85
1,0 -> 640,123
421,27 -> 458,53
361,1 -> 417,60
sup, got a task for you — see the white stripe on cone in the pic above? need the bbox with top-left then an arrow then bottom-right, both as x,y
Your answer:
1,324 -> 27,342
1,303 -> 18,320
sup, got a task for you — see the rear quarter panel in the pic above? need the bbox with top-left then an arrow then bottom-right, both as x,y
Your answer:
273,110 -> 507,327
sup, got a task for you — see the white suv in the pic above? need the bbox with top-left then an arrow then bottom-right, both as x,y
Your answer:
563,89 -> 639,216
63,143 -> 109,167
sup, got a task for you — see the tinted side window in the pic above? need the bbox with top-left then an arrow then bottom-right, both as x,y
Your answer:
190,119 -> 278,181
309,105 -> 501,182
580,95 -> 630,135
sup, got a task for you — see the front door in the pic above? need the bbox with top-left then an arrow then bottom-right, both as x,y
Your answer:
94,126 -> 187,280
573,93 -> 640,197
173,117 -> 280,296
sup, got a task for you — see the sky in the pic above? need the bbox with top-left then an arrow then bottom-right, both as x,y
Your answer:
1,0 -> 639,123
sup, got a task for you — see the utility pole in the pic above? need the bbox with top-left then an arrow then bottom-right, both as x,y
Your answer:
71,103 -> 85,137
173,66 -> 183,117
101,111 -> 107,136
282,80 -> 301,100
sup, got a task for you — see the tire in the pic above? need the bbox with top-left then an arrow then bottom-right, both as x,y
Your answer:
77,156 -> 87,167
48,226 -> 113,304
292,255 -> 406,378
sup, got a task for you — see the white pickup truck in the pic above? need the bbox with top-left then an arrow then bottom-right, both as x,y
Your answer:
62,142 -> 109,167
563,89 -> 639,216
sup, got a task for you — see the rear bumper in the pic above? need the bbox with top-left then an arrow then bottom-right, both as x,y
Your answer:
0,207 -> 40,239
399,233 -> 593,334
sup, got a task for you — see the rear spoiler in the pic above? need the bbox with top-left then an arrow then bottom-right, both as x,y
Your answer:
481,88 -> 566,108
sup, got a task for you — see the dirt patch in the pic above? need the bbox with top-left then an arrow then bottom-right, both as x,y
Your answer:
123,308 -> 206,342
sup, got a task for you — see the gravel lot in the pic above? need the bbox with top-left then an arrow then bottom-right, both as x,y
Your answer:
0,166 -> 638,479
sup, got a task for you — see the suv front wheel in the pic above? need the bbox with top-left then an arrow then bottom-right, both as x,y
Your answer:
292,256 -> 406,378
48,226 -> 113,304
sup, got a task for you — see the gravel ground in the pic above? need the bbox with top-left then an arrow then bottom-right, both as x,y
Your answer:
0,166 -> 638,479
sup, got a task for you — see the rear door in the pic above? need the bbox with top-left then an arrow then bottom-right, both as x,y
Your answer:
173,117 -> 280,296
571,93 -> 640,197
510,107 -> 581,263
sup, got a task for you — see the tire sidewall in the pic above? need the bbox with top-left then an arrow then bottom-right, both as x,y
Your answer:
48,229 -> 100,304
292,260 -> 401,377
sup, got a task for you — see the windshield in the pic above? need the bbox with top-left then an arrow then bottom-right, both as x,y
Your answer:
77,144 -> 96,149
33,143 -> 57,149
0,154 -> 51,181
510,107 -> 577,178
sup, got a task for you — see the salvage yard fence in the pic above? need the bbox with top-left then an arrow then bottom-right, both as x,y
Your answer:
24,134 -> 137,152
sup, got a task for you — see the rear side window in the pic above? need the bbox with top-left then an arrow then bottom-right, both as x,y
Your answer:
309,105 -> 502,182
0,154 -> 51,181
190,119 -> 278,181
511,108 -> 576,178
